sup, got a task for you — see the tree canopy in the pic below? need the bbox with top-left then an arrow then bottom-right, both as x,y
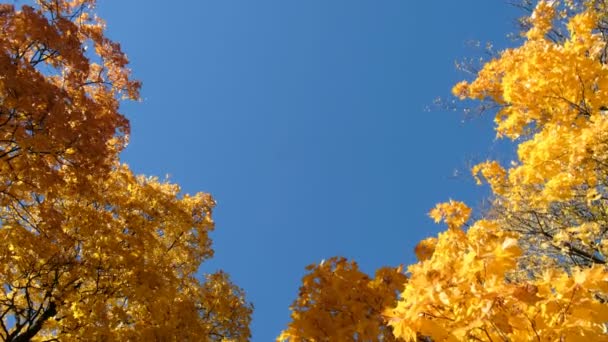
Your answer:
5,0 -> 608,340
280,1 -> 608,340
0,1 -> 252,340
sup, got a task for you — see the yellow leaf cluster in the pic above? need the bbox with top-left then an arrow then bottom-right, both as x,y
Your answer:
428,200 -> 471,230
388,219 -> 608,341
0,163 -> 253,340
387,221 -> 516,340
278,257 -> 406,341
453,2 -> 608,209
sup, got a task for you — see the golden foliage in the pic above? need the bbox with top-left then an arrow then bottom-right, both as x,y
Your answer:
388,1 -> 608,340
388,219 -> 608,340
0,0 -> 139,201
428,200 -> 471,230
0,1 -> 252,340
278,257 -> 406,341
282,1 -> 608,340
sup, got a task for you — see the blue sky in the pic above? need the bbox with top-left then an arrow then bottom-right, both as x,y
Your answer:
98,1 -> 519,340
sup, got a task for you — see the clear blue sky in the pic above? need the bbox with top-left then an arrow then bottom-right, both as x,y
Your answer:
97,1 -> 519,340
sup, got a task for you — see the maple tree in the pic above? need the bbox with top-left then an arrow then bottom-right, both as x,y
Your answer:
281,1 -> 608,341
278,257 -> 406,341
0,1 -> 251,341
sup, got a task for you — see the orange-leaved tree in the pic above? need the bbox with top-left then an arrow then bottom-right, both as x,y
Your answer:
281,1 -> 608,341
0,1 -> 251,341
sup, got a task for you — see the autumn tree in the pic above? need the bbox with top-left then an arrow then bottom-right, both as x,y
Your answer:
0,1 -> 252,341
389,1 -> 608,339
282,1 -> 608,340
278,257 -> 406,341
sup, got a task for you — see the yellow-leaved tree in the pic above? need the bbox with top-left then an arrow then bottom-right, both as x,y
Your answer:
277,257 -> 406,341
0,1 -> 252,340
280,1 -> 608,341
